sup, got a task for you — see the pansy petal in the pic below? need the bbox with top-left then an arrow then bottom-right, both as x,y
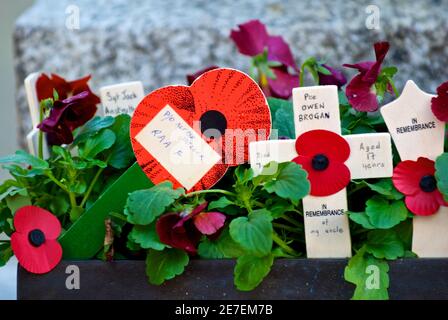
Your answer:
230,20 -> 269,56
431,81 -> 448,122
36,74 -> 57,102
267,68 -> 299,99
193,212 -> 226,235
295,129 -> 350,162
343,61 -> 375,74
49,74 -> 71,99
362,41 -> 390,83
68,75 -> 92,95
11,233 -> 62,274
156,213 -> 200,254
392,157 -> 435,196
318,64 -> 347,88
345,74 -> 378,112
13,206 -> 61,239
293,155 -> 350,196
405,192 -> 441,216
267,35 -> 297,70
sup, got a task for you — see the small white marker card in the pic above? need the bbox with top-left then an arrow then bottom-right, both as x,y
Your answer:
100,81 -> 144,116
26,128 -> 49,158
250,85 -> 394,258
381,80 -> 448,257
24,73 -> 41,128
135,104 -> 221,190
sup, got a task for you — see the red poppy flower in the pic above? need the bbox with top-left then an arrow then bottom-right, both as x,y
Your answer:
11,206 -> 62,274
292,130 -> 351,196
318,64 -> 347,88
156,202 -> 226,254
187,66 -> 219,85
131,68 -> 271,191
392,157 -> 448,216
431,81 -> 448,122
38,90 -> 100,145
343,42 -> 390,112
230,20 -> 299,99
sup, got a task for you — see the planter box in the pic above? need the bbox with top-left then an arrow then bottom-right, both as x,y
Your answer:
17,259 -> 448,300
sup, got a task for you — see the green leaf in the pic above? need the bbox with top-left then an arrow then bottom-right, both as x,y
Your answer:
145,248 -> 189,285
435,153 -> 448,200
362,179 -> 403,200
129,223 -> 166,251
344,247 -> 389,300
365,196 -> 408,229
0,243 -> 13,267
69,206 -> 84,222
0,150 -> 49,170
274,107 -> 295,139
234,254 -> 274,291
208,196 -> 235,210
49,196 -> 70,216
5,194 -> 31,214
234,166 -> 254,185
266,198 -> 295,219
267,97 -> 292,124
348,211 -> 375,229
229,209 -> 273,256
198,228 -> 244,259
365,230 -> 405,260
73,116 -> 115,145
125,181 -> 184,225
263,162 -> 310,203
79,129 -> 116,159
107,114 -> 135,169
316,64 -> 332,75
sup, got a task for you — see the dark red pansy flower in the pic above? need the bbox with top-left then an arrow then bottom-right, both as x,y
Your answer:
38,90 -> 100,145
343,41 -> 390,112
431,81 -> 448,122
230,19 -> 299,99
318,64 -> 347,88
156,202 -> 226,254
292,130 -> 351,196
186,65 -> 219,85
392,157 -> 448,216
11,206 -> 62,274
36,73 -> 93,102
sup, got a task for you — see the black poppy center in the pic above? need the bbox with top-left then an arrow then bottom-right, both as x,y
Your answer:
199,110 -> 227,139
28,229 -> 46,247
312,154 -> 329,171
419,175 -> 437,193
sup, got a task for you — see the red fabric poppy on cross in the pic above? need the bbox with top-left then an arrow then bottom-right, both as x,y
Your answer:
293,129 -> 351,196
392,157 -> 448,216
11,206 -> 62,274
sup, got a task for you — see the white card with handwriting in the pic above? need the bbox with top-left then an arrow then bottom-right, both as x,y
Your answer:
293,85 -> 341,136
249,140 -> 297,176
303,190 -> 351,258
100,81 -> 144,116
135,104 -> 221,190
380,80 -> 444,161
345,133 -> 393,179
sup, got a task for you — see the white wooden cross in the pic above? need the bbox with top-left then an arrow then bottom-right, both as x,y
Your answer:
99,81 -> 145,117
250,85 -> 394,258
381,80 -> 448,257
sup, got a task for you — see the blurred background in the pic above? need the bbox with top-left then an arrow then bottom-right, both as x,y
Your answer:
1,0 -> 448,300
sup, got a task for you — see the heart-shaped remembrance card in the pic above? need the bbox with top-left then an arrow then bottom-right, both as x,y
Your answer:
130,68 -> 272,191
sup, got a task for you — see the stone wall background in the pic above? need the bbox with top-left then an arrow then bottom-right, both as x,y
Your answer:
13,0 -> 448,146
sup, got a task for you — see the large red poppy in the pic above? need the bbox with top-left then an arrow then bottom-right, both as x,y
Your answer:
11,206 -> 62,274
131,68 -> 271,191
293,130 -> 351,196
156,202 -> 226,255
392,157 -> 447,216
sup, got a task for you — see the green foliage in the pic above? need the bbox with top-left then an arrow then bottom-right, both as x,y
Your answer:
129,223 -> 166,251
365,229 -> 405,260
365,196 -> 408,229
125,181 -> 184,225
234,254 -> 274,291
0,243 -> 13,267
145,248 -> 189,285
198,228 -> 245,259
345,247 -> 390,300
435,153 -> 448,200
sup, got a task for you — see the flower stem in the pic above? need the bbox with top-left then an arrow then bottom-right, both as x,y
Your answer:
47,171 -> 77,208
299,64 -> 305,87
38,102 -> 44,159
272,222 -> 302,234
80,166 -> 105,208
185,189 -> 236,198
108,211 -> 128,223
348,183 -> 367,196
280,214 -> 303,228
389,79 -> 400,97
272,232 -> 299,256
